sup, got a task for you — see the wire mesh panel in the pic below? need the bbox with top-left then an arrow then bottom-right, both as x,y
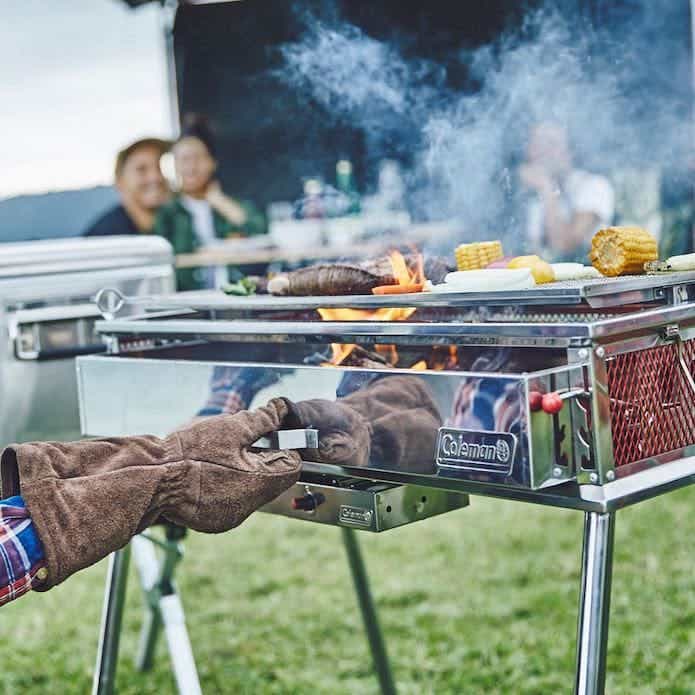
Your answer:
606,340 -> 695,467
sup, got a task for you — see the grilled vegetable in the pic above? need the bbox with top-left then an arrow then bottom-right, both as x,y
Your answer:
222,277 -> 257,296
589,226 -> 658,277
507,255 -> 555,284
550,263 -> 602,281
268,263 -> 396,296
372,283 -> 423,295
455,241 -> 504,271
645,253 -> 695,273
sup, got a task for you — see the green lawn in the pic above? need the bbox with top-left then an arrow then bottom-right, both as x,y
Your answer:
2,488 -> 695,694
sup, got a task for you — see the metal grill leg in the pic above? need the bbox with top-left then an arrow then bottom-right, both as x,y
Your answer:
133,526 -> 201,695
341,527 -> 397,695
574,511 -> 615,695
92,546 -> 132,695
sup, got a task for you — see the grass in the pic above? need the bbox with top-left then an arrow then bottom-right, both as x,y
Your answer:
2,488 -> 695,694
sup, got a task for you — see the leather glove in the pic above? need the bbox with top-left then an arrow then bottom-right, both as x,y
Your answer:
0,398 -> 300,590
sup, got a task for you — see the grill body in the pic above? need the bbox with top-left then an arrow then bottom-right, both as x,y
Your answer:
77,271 -> 695,498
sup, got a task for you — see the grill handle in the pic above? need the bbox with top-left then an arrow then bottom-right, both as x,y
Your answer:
252,429 -> 319,450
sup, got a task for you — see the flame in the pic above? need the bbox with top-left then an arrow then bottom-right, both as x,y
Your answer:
319,250 -> 427,366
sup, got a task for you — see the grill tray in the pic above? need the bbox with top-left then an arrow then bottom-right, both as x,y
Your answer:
138,272 -> 695,312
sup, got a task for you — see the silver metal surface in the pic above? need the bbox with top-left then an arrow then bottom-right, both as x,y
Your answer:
131,536 -> 202,695
574,512 -> 615,695
0,236 -> 173,279
1,237 -> 175,446
261,480 -> 468,531
95,301 -> 695,347
253,428 -> 319,449
92,547 -> 132,695
114,272 -> 695,311
76,354 -> 583,491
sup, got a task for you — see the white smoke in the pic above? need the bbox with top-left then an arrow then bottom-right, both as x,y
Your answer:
277,3 -> 691,247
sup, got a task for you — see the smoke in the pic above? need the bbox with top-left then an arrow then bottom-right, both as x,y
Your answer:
276,2 -> 691,246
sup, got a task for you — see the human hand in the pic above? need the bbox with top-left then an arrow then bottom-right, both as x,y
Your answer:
205,179 -> 223,202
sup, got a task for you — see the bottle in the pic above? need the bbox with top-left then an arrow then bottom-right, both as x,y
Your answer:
335,160 -> 361,215
301,178 -> 324,219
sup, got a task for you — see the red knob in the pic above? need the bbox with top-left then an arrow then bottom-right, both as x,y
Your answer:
291,492 -> 325,511
541,392 -> 563,414
529,391 -> 543,412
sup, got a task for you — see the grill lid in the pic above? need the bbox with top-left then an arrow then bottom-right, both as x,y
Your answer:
0,236 -> 174,280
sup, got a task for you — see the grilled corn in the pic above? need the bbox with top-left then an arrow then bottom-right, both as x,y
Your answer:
455,241 -> 503,271
589,226 -> 658,277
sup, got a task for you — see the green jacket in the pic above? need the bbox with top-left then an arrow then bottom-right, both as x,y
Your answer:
153,196 -> 266,291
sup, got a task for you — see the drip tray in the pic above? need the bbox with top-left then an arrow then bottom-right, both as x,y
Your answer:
261,474 -> 469,531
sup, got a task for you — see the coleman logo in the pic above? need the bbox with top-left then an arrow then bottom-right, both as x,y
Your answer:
436,428 -> 517,475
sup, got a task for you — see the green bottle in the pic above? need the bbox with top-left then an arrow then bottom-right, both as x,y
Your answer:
335,160 -> 361,215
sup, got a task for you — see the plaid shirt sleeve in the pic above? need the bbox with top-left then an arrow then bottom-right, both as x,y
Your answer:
0,496 -> 47,606
197,366 -> 280,416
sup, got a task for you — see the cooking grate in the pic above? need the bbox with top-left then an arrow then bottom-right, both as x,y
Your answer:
606,339 -> 695,467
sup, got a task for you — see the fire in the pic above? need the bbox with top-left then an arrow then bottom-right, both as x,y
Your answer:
319,250 -> 427,366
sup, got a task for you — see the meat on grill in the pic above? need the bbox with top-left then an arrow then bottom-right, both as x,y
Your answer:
266,254 -> 453,296
267,263 -> 396,296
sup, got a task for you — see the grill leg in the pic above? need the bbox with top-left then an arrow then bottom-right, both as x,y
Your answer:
574,511 -> 615,695
92,546 -> 132,695
341,527 -> 397,695
133,526 -> 201,695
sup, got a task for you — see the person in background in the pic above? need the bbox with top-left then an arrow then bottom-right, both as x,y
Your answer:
519,121 -> 615,262
154,114 -> 266,291
84,138 -> 171,236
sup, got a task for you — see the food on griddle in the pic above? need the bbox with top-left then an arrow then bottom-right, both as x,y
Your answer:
222,277 -> 258,296
267,253 -> 445,296
423,256 -> 453,284
507,255 -> 555,284
550,263 -> 602,281
372,283 -> 424,295
455,240 -> 504,271
645,253 -> 695,273
589,226 -> 657,277
425,268 -> 536,293
267,262 -> 397,296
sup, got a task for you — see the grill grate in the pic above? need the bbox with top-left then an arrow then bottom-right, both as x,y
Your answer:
606,340 -> 695,467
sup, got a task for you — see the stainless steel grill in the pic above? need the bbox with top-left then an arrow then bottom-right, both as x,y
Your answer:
79,272 -> 695,695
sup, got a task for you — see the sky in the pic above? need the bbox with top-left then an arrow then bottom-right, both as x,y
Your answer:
0,0 -> 171,200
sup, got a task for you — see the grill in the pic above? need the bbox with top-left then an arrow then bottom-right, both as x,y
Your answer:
78,271 -> 695,695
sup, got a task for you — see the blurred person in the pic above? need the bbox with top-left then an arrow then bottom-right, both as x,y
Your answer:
0,399 -> 300,606
154,114 -> 265,291
519,121 -> 615,261
84,138 -> 171,236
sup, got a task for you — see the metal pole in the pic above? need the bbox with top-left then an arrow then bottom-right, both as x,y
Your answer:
132,529 -> 202,695
92,546 -> 132,695
341,527 -> 397,695
574,511 -> 616,695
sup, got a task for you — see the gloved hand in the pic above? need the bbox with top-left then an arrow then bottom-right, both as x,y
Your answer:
0,398 -> 300,590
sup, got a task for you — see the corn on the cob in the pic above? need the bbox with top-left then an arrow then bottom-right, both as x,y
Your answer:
589,226 -> 658,277
455,241 -> 503,271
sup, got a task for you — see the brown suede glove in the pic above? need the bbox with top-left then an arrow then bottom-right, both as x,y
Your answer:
288,376 -> 441,472
0,398 -> 301,591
